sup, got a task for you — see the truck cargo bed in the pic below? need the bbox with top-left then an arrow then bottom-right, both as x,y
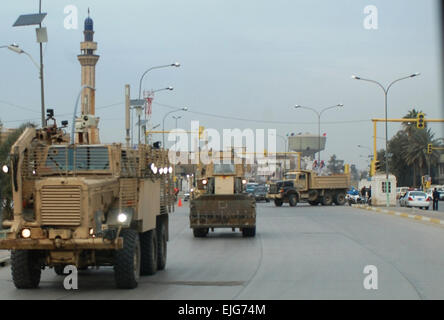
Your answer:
190,194 -> 256,228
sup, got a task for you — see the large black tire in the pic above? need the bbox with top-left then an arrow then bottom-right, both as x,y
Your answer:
11,250 -> 42,289
322,192 -> 333,206
193,228 -> 208,238
140,229 -> 158,276
288,194 -> 298,207
156,222 -> 167,270
242,226 -> 256,237
334,192 -> 346,206
54,265 -> 65,276
114,229 -> 141,289
274,199 -> 283,207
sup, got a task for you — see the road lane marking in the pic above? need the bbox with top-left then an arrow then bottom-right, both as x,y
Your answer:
351,204 -> 444,227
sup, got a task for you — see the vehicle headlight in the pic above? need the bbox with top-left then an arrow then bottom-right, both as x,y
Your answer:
202,179 -> 208,185
163,167 -> 168,174
159,168 -> 164,174
117,213 -> 128,223
190,188 -> 194,192
168,166 -> 173,174
150,163 -> 158,174
21,228 -> 31,239
2,165 -> 9,174
242,179 -> 247,185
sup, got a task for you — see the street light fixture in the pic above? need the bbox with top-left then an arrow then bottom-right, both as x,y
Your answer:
135,86 -> 174,145
357,144 -> 373,160
352,73 -> 420,207
12,3 -> 48,127
293,104 -> 343,163
162,107 -> 188,148
131,62 -> 180,146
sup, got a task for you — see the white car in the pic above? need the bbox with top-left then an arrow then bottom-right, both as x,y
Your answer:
399,191 -> 431,210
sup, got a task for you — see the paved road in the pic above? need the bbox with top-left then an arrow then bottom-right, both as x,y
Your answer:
0,202 -> 444,299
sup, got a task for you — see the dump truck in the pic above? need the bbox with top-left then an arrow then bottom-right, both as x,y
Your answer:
189,150 -> 256,237
267,170 -> 350,207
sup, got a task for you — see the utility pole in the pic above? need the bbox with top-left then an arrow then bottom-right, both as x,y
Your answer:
38,0 -> 45,127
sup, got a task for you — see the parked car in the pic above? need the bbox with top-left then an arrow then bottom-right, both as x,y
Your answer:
396,187 -> 409,199
245,183 -> 259,194
252,185 -> 270,202
183,192 -> 190,201
437,189 -> 444,201
399,191 -> 431,209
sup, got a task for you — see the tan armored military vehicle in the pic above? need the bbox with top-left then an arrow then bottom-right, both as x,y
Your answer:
0,109 -> 174,289
0,14 -> 175,289
189,150 -> 256,237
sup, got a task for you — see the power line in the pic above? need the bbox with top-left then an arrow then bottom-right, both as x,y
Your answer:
153,101 -> 370,125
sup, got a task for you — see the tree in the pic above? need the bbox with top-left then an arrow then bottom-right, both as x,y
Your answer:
350,164 -> 360,181
0,123 -> 34,221
402,108 -> 426,135
327,154 -> 344,174
400,128 -> 441,186
387,131 -> 411,186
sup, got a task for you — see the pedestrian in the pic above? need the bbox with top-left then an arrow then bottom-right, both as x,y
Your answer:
433,188 -> 439,211
361,186 -> 367,203
367,187 -> 372,205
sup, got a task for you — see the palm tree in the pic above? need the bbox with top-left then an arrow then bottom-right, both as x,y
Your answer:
402,109 -> 425,137
401,128 -> 440,186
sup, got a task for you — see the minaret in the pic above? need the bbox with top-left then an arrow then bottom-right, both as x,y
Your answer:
77,9 -> 100,144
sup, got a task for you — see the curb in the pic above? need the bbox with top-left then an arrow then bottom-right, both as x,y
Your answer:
352,204 -> 444,226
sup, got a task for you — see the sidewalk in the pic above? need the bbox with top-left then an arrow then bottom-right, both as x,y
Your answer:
0,250 -> 10,266
352,204 -> 444,226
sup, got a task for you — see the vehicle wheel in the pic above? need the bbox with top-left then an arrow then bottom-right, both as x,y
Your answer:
289,194 -> 298,207
274,199 -> 283,207
54,265 -> 66,276
11,250 -> 42,289
156,222 -> 167,271
322,193 -> 333,206
114,229 -> 141,289
140,229 -> 158,276
242,226 -> 256,237
334,192 -> 346,206
193,228 -> 208,238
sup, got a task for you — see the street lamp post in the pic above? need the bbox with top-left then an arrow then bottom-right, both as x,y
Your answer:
135,86 -> 174,145
2,44 -> 44,126
162,107 -> 188,148
131,62 -> 180,146
357,144 -> 373,160
352,73 -> 420,207
273,133 -> 288,173
172,115 -> 182,143
294,104 -> 343,164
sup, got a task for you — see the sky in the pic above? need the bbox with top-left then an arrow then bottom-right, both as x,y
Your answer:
0,0 -> 443,170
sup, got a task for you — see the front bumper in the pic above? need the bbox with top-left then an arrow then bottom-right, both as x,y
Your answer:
0,237 -> 123,250
266,193 -> 282,199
